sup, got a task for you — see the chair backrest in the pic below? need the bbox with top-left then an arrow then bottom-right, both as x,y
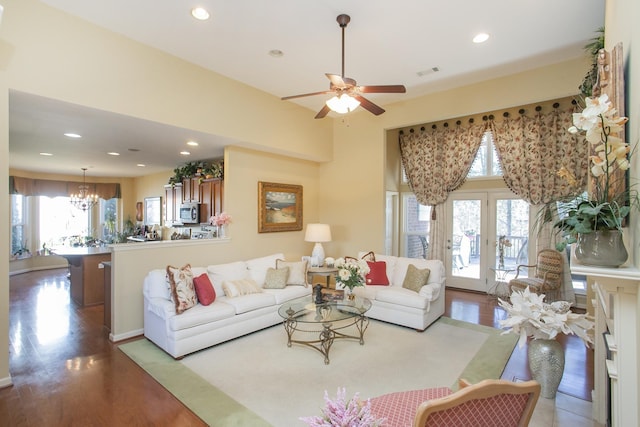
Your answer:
414,379 -> 540,427
533,249 -> 564,288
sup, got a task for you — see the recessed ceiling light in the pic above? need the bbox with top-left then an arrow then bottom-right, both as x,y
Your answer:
191,7 -> 210,20
137,163 -> 146,167
268,49 -> 284,58
180,151 -> 191,156
107,152 -> 120,156
39,152 -> 53,156
187,141 -> 199,146
64,133 -> 82,138
473,33 -> 490,44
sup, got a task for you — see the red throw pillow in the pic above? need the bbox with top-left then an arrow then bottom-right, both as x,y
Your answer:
366,261 -> 389,286
193,274 -> 216,306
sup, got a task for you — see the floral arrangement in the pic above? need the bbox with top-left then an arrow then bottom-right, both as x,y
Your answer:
334,257 -> 370,291
553,93 -> 638,251
300,388 -> 385,427
497,235 -> 512,268
498,288 -> 595,348
209,212 -> 232,226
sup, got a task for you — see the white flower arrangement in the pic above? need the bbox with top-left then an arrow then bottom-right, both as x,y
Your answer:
334,257 -> 370,291
498,287 -> 595,349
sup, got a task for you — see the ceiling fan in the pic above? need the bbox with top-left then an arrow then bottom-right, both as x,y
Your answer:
281,14 -> 406,119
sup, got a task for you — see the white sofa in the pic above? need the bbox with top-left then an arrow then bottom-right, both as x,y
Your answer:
350,252 -> 446,331
143,253 -> 311,358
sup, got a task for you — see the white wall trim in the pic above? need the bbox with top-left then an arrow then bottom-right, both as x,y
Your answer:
110,329 -> 143,343
0,375 -> 13,388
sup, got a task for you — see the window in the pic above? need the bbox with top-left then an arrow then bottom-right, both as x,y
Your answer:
101,198 -> 118,242
11,194 -> 27,256
468,131 -> 502,178
402,194 -> 431,259
39,196 -> 90,248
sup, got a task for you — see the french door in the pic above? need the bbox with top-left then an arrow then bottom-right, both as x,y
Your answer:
445,191 -> 531,293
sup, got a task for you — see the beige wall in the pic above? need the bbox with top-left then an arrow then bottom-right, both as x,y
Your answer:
1,66 -> 9,386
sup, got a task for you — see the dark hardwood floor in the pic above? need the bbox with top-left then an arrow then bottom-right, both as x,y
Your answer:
0,269 -> 593,426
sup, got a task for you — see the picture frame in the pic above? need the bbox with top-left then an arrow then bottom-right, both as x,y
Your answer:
258,181 -> 303,233
144,196 -> 162,226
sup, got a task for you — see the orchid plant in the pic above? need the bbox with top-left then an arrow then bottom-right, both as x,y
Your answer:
300,388 -> 385,427
334,258 -> 370,291
552,93 -> 638,251
498,288 -> 595,349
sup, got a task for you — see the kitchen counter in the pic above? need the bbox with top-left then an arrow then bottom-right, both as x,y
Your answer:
52,246 -> 112,306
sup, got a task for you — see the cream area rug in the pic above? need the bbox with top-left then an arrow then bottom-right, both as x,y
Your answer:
120,317 -> 517,427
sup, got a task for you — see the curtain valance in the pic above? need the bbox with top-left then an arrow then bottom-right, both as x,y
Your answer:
10,176 -> 121,199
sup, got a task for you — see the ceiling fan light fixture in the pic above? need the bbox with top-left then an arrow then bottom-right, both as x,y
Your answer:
326,94 -> 360,114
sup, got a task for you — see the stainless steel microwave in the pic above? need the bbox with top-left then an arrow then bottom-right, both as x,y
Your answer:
179,203 -> 200,224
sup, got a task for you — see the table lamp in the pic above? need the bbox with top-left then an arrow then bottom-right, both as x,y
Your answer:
304,223 -> 332,267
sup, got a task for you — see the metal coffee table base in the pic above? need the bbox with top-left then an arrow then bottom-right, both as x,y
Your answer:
282,315 -> 369,364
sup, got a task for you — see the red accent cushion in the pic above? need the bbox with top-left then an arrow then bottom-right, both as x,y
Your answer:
366,261 -> 389,286
193,274 -> 216,306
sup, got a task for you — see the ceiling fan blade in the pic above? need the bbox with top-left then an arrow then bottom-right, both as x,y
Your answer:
281,90 -> 332,101
326,73 -> 347,89
314,105 -> 331,119
354,95 -> 385,116
358,85 -> 406,94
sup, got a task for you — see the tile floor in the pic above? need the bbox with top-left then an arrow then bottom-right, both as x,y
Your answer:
531,392 -> 605,427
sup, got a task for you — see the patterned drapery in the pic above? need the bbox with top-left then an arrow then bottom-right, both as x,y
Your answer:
399,123 -> 485,207
490,108 -> 588,205
10,176 -> 121,199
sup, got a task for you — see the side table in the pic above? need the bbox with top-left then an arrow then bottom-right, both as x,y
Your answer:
307,266 -> 338,288
488,267 -> 514,299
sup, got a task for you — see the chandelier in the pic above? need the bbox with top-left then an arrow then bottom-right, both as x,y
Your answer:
70,168 -> 98,211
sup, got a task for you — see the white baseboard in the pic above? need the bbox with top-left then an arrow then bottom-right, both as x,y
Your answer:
0,375 -> 13,388
110,329 -> 143,342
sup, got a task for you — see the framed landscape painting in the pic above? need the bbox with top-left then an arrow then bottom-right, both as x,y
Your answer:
258,181 -> 303,233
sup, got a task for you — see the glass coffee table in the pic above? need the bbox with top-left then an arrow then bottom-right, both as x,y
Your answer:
277,295 -> 372,364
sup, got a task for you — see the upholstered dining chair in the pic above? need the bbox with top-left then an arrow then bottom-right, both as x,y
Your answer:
369,378 -> 540,427
508,248 -> 564,302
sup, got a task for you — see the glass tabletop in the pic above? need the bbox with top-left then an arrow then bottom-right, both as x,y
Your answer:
278,295 -> 371,323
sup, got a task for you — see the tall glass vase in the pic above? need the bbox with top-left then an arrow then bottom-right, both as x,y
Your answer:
527,338 -> 565,399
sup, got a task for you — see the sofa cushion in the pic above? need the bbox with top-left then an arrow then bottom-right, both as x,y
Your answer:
222,278 -> 262,298
392,257 -> 436,287
366,260 -> 390,286
358,252 -> 397,285
262,284 -> 312,304
246,253 -> 285,286
222,292 -> 277,315
402,264 -> 431,293
276,259 -> 308,286
144,269 -> 171,300
193,273 -> 216,306
207,261 -> 249,296
168,301 -> 236,331
263,267 -> 288,289
166,264 -> 198,314
375,287 -> 430,310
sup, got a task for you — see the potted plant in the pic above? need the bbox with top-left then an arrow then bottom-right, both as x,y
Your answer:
551,94 -> 638,267
334,257 -> 370,299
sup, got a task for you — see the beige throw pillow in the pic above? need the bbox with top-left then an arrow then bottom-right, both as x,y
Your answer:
402,264 -> 431,293
276,259 -> 308,286
166,264 -> 198,314
263,267 -> 289,289
222,278 -> 262,297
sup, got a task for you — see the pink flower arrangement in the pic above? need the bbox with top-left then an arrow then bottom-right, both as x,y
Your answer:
209,212 -> 232,226
300,388 -> 385,427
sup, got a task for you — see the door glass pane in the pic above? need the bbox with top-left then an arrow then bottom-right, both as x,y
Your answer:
451,199 -> 480,279
495,199 -> 529,276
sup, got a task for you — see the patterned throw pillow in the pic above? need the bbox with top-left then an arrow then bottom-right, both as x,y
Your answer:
193,273 -> 216,306
166,264 -> 198,314
222,278 -> 262,297
276,259 -> 308,286
402,264 -> 431,293
263,267 -> 289,289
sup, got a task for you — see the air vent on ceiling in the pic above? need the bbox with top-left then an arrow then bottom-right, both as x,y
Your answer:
417,67 -> 440,77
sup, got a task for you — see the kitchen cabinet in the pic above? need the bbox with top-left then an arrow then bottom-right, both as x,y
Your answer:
182,177 -> 201,203
164,179 -> 223,225
199,178 -> 224,221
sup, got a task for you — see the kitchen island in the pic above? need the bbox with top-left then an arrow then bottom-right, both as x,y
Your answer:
51,246 -> 112,307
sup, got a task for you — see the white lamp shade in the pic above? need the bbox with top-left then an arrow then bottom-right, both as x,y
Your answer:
304,223 -> 332,243
325,94 -> 360,114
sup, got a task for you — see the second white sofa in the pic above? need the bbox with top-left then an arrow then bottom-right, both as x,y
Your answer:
350,252 -> 446,331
